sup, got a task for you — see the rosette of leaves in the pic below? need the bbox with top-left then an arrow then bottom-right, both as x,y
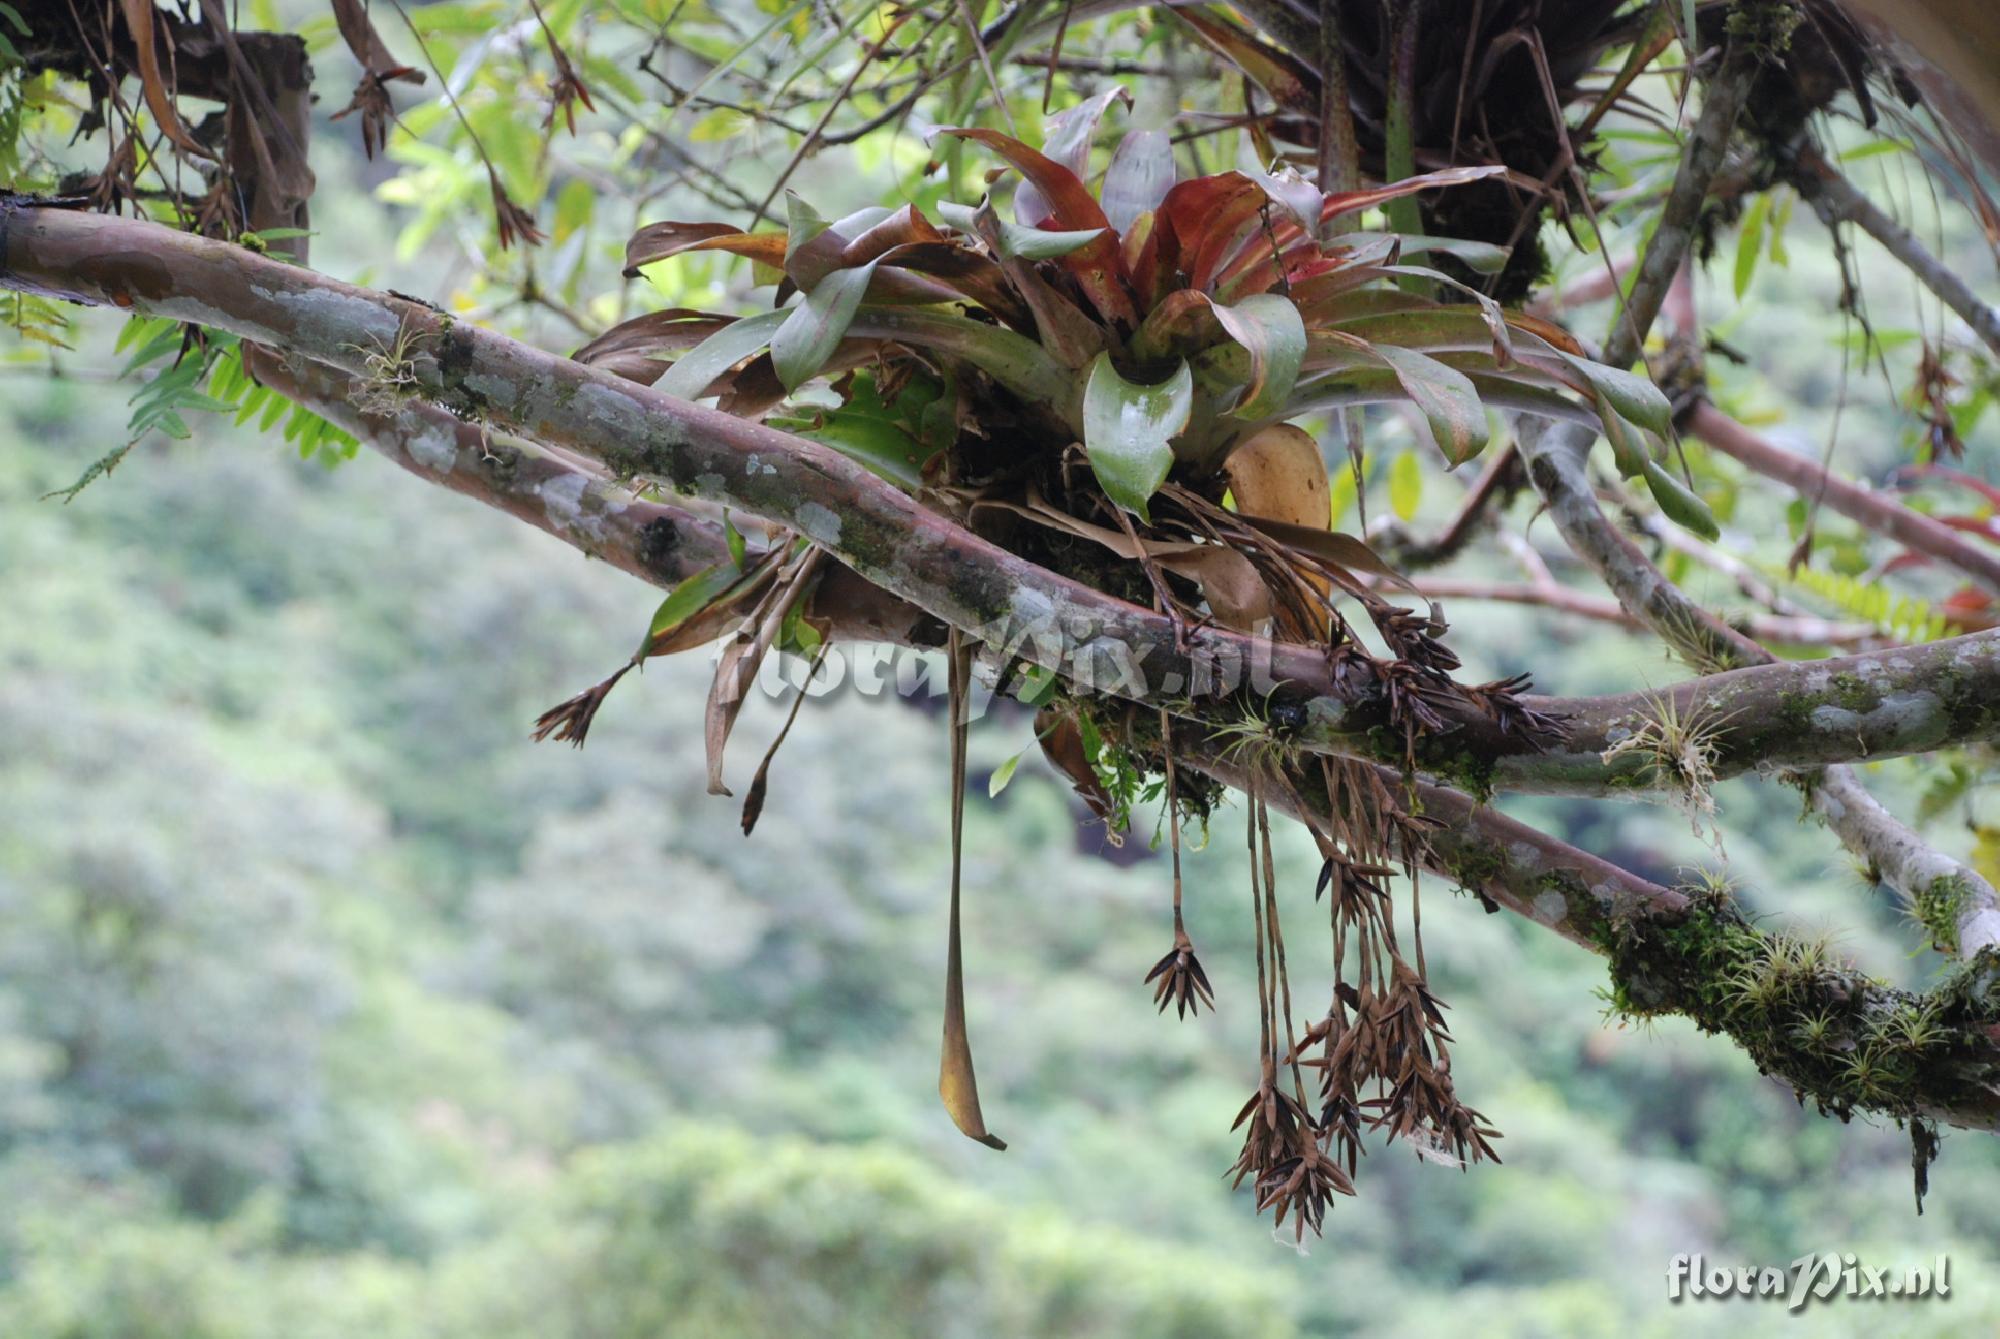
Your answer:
583,92 -> 1712,559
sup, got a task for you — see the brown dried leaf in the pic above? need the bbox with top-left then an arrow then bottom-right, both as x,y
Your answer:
941,631 -> 1007,1150
118,0 -> 210,158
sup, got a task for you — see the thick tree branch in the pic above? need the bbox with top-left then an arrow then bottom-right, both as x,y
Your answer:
1502,627 -> 2000,794
1191,746 -> 2000,1133
245,337 -> 2000,1130
261,355 -> 2000,804
257,354 -> 937,649
255,351 -> 2000,806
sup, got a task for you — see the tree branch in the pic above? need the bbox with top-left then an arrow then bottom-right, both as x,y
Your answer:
245,331 -> 2000,1131
1190,745 -> 2000,1133
1508,32 -> 2000,950
1687,399 -> 2000,596
1397,575 -> 1875,648
1790,144 -> 2000,360
255,353 -> 938,650
12,198 -> 1999,946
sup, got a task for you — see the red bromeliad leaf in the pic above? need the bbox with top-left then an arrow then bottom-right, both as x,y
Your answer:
573,308 -> 737,383
1317,164 -> 1511,222
1121,211 -> 1164,307
937,129 -> 1111,233
1130,289 -> 1221,360
1158,172 -> 1271,293
938,199 -> 1104,368
623,221 -> 781,276
838,203 -> 945,267
936,127 -> 1136,327
873,240 -> 1035,330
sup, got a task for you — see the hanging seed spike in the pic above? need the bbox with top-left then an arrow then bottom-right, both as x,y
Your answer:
530,661 -> 636,747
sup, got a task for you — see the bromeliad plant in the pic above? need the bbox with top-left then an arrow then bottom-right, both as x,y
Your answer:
583,90 -> 1712,544
546,93 -> 1705,1237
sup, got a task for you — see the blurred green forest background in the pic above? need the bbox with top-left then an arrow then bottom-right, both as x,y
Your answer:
7,3 -> 2000,1335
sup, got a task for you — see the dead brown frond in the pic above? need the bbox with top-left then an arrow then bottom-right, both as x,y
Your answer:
530,0 -> 598,134
1256,1132 -> 1357,1240
332,71 -> 415,160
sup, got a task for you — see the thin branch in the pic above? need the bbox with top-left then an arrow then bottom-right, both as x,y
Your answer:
1791,143 -> 2000,361
1687,400 -> 2000,598
1374,442 -> 1519,570
1398,576 -> 1875,648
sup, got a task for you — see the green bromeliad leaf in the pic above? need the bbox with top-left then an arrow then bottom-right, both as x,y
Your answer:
1641,458 -> 1721,541
1210,294 -> 1306,422
639,561 -> 749,656
792,371 -> 947,490
771,258 -> 883,393
1082,354 -> 1193,521
1369,344 -> 1490,465
656,309 -> 790,400
936,201 -> 1105,261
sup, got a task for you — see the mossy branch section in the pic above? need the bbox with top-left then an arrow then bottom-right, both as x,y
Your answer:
1429,808 -> 2000,1132
1200,754 -> 2000,1134
1602,894 -> 2000,1131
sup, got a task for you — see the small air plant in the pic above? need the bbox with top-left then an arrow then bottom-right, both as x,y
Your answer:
1790,1007 -> 1841,1052
1600,690 -> 1737,853
346,320 -> 430,416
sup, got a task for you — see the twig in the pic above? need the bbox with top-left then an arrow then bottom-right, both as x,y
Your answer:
1791,144 -> 2000,361
1687,401 -> 2000,597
